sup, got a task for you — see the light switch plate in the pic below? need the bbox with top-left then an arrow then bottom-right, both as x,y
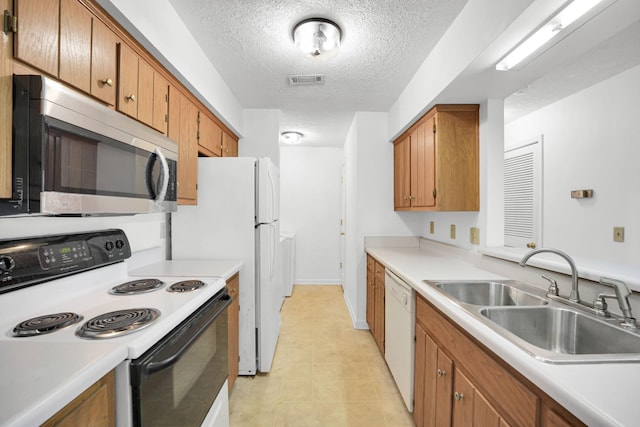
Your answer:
614,227 -> 625,242
450,224 -> 456,240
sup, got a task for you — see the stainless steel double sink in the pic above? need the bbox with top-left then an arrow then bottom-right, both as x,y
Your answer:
424,280 -> 640,363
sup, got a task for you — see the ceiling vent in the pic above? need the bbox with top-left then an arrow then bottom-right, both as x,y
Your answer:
288,74 -> 325,86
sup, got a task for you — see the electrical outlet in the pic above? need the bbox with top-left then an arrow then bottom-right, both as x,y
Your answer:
429,221 -> 435,234
470,227 -> 480,245
450,224 -> 456,240
614,227 -> 625,242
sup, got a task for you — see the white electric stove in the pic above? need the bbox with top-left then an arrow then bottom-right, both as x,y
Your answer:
0,229 -> 231,427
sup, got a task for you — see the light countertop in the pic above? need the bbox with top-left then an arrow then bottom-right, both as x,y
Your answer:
367,243 -> 640,427
0,341 -> 127,427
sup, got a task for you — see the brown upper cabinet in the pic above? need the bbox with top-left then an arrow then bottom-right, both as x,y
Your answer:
394,105 -> 479,212
178,95 -> 199,205
14,0 -> 60,76
222,131 -> 238,157
90,17 -> 118,105
198,111 -> 223,157
59,0 -> 91,93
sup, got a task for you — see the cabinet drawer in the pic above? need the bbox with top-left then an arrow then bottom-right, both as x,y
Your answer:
417,296 -> 538,427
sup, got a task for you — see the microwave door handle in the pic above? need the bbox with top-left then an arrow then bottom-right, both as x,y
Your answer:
154,148 -> 170,203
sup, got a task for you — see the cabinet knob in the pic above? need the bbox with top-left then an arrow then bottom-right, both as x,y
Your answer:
126,94 -> 136,102
101,78 -> 113,87
454,392 -> 464,401
527,242 -> 537,249
437,369 -> 446,377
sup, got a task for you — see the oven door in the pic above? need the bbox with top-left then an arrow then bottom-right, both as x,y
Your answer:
130,289 -> 231,427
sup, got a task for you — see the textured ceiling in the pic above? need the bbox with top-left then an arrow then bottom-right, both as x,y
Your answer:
166,0 -> 640,146
167,0 -> 468,146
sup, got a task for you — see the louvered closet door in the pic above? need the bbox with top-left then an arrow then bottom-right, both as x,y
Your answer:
504,139 -> 542,248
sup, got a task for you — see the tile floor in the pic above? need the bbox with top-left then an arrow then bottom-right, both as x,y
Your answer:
229,285 -> 415,427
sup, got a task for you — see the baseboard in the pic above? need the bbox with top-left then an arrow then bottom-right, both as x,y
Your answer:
343,290 -> 369,330
294,280 -> 341,285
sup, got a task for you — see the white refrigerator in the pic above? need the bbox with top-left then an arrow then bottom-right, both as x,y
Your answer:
171,157 -> 281,374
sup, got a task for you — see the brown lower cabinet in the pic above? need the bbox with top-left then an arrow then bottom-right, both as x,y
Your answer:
414,294 -> 585,427
42,370 -> 115,427
366,255 -> 385,354
226,273 -> 240,392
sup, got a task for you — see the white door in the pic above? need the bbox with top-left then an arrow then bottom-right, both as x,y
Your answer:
256,221 -> 281,372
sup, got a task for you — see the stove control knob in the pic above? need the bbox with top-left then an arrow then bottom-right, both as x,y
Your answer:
105,241 -> 115,251
115,239 -> 125,249
0,256 -> 15,272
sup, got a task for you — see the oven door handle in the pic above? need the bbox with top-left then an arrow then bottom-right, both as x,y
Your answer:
141,295 -> 232,377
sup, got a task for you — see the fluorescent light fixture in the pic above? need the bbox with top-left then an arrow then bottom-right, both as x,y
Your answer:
496,0 -> 604,71
280,131 -> 303,145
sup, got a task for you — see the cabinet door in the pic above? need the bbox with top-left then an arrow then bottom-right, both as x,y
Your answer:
198,113 -> 222,157
227,273 -> 240,392
59,0 -> 91,93
118,43 -> 139,119
452,369 -> 476,427
411,118 -> 436,208
91,18 -> 118,105
373,261 -> 385,353
366,256 -> 375,331
178,96 -> 198,204
394,137 -> 411,208
137,58 -> 154,127
414,324 -> 439,427
42,371 -> 115,427
222,131 -> 238,157
152,73 -> 169,134
14,0 -> 59,76
167,85 -> 181,142
435,350 -> 453,427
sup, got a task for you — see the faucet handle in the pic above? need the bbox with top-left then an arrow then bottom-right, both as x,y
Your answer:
541,274 -> 559,296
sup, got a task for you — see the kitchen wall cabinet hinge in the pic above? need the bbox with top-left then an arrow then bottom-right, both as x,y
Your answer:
164,114 -> 168,123
197,112 -> 201,124
433,188 -> 437,198
433,123 -> 436,133
197,131 -> 200,139
3,10 -> 17,34
165,94 -> 169,102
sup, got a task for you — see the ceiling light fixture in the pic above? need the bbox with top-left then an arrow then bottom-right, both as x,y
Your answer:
281,131 -> 303,145
496,0 -> 604,71
293,18 -> 342,59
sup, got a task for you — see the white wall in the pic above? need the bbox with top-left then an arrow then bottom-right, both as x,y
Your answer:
240,109 -> 281,167
95,0 -> 244,136
280,147 -> 343,284
505,65 -> 640,265
343,112 -> 426,328
387,0 -> 533,140
0,214 -> 167,254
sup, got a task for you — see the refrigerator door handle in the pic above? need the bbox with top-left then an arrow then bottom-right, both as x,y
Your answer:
268,222 -> 277,281
267,167 -> 276,221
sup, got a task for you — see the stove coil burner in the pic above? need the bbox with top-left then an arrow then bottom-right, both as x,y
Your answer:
167,280 -> 207,293
109,278 -> 165,295
12,312 -> 83,337
76,308 -> 160,339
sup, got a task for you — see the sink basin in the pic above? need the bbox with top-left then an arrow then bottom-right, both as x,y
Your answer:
430,280 -> 547,306
481,306 -> 640,361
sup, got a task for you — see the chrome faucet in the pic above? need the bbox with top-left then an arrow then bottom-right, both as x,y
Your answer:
519,248 -> 580,303
595,277 -> 637,329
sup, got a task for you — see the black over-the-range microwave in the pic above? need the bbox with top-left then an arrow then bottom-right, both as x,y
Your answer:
1,75 -> 178,216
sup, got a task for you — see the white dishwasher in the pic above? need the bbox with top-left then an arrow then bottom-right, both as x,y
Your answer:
384,269 -> 415,411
